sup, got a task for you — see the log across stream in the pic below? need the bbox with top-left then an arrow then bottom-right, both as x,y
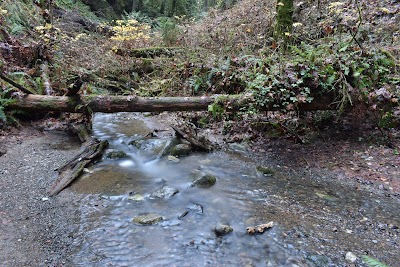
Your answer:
7,94 -> 336,113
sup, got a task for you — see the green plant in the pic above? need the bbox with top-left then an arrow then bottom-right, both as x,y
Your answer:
158,17 -> 179,45
208,102 -> 224,119
1,0 -> 41,35
55,0 -> 100,21
361,256 -> 390,267
0,88 -> 16,123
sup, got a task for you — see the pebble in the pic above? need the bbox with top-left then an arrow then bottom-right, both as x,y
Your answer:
345,252 -> 357,263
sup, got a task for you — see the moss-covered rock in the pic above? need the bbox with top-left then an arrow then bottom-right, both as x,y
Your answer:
256,166 -> 275,176
133,213 -> 163,225
106,150 -> 128,159
191,173 -> 217,188
214,224 -> 233,236
170,143 -> 191,157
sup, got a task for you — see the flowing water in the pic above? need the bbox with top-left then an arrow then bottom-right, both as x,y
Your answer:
69,113 -> 400,267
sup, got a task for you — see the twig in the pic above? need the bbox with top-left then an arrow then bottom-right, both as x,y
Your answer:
0,73 -> 33,94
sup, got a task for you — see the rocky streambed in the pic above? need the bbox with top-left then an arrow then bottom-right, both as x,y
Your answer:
0,112 -> 399,267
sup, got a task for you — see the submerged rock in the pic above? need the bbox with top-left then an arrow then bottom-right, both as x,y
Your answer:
133,213 -> 163,225
191,173 -> 217,188
106,150 -> 128,159
150,185 -> 179,199
187,203 -> 204,214
170,144 -> 191,157
128,194 -> 144,202
256,166 -> 275,176
167,155 -> 180,162
214,224 -> 233,236
130,138 -> 175,155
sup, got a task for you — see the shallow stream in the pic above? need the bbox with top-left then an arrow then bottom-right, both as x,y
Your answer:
69,113 -> 400,267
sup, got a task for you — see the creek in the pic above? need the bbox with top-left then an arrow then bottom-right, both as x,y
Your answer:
68,113 -> 400,267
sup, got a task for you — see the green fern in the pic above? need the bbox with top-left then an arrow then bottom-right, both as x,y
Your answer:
362,256 -> 390,267
0,88 -> 16,123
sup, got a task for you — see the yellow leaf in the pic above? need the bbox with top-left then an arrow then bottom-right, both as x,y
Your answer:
379,7 -> 390,14
277,2 -> 284,6
328,2 -> 345,9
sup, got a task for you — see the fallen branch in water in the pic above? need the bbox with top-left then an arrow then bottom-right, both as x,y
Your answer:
172,123 -> 214,152
246,222 -> 274,235
48,124 -> 108,196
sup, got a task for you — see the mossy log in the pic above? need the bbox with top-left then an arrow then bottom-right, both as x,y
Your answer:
7,94 -> 337,113
115,47 -> 182,58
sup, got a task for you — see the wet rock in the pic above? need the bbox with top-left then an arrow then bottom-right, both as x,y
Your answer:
106,150 -> 128,159
227,142 -> 251,154
129,139 -> 145,148
214,224 -> 233,236
133,213 -> 163,225
130,139 -> 173,155
128,194 -> 144,202
161,138 -> 182,156
170,144 -> 191,157
256,166 -> 275,176
150,185 -> 179,199
191,173 -> 217,188
345,252 -> 357,263
187,203 -> 203,214
167,155 -> 180,163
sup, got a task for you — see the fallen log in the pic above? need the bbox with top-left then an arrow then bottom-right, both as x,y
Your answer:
48,124 -> 108,196
7,94 -> 336,113
172,123 -> 214,152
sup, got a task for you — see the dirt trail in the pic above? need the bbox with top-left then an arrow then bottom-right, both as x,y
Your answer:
0,127 -> 82,266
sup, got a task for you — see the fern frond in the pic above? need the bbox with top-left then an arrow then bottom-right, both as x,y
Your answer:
362,256 -> 390,267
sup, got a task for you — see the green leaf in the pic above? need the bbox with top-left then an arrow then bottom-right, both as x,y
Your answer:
327,75 -> 336,85
0,108 -> 6,122
361,255 -> 390,267
339,44 -> 349,52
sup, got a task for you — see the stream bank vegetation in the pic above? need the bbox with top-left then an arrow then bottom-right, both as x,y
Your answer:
1,0 -> 398,146
0,2 -> 398,151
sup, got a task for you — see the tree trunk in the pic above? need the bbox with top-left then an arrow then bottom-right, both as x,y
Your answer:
6,94 -> 337,113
